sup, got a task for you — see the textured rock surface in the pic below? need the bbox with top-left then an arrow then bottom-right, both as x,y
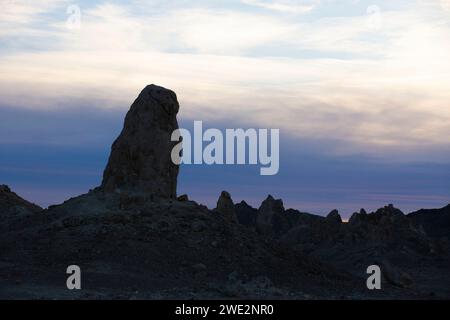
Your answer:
0,189 -> 360,299
381,260 -> 414,288
101,85 -> 179,198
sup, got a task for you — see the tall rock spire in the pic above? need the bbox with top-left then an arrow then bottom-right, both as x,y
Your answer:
101,84 -> 180,198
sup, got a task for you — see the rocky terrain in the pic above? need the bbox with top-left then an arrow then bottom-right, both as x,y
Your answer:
409,204 -> 450,238
0,85 -> 449,299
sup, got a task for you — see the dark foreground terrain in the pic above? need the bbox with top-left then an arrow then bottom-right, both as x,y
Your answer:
1,85 -> 449,299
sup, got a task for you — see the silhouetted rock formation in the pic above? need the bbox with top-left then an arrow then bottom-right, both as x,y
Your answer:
348,208 -> 367,225
235,200 -> 257,228
408,204 -> 450,238
177,194 -> 189,202
281,204 -> 432,250
0,184 -> 41,217
349,205 -> 429,249
1,85 -> 450,299
326,209 -> 342,225
101,84 -> 179,198
256,195 -> 285,236
254,195 -> 311,238
215,191 -> 237,222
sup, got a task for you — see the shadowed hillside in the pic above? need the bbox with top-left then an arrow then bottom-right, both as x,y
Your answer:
1,86 -> 449,299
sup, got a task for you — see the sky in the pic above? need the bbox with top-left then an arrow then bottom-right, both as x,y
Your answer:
1,0 -> 449,218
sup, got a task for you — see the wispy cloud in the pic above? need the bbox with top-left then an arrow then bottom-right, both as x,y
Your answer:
0,0 -> 67,36
241,0 -> 317,14
0,0 -> 449,162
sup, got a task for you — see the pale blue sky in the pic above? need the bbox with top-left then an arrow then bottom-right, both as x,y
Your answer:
1,0 -> 449,216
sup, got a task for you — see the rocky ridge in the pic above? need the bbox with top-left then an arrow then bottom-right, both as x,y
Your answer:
0,85 -> 449,299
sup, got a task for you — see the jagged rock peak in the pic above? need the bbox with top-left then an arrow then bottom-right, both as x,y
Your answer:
260,195 -> 284,211
220,191 -> 231,199
238,200 -> 251,207
349,212 -> 365,225
377,204 -> 404,217
236,200 -> 256,211
256,195 -> 285,234
326,209 -> 342,224
235,200 -> 258,228
349,208 -> 368,224
216,191 -> 238,222
100,84 -> 180,198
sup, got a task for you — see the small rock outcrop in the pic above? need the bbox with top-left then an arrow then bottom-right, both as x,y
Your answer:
177,194 -> 189,202
100,85 -> 180,198
348,208 -> 367,225
256,195 -> 285,236
235,200 -> 258,228
215,191 -> 238,222
326,209 -> 342,224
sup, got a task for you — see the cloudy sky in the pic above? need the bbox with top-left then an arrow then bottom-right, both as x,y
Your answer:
1,0 -> 449,217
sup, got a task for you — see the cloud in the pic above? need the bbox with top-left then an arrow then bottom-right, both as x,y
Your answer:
241,0 -> 317,14
0,0 -> 67,36
1,106 -> 448,213
0,1 -> 449,162
166,9 -> 295,54
51,4 -> 296,55
0,0 -> 65,24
